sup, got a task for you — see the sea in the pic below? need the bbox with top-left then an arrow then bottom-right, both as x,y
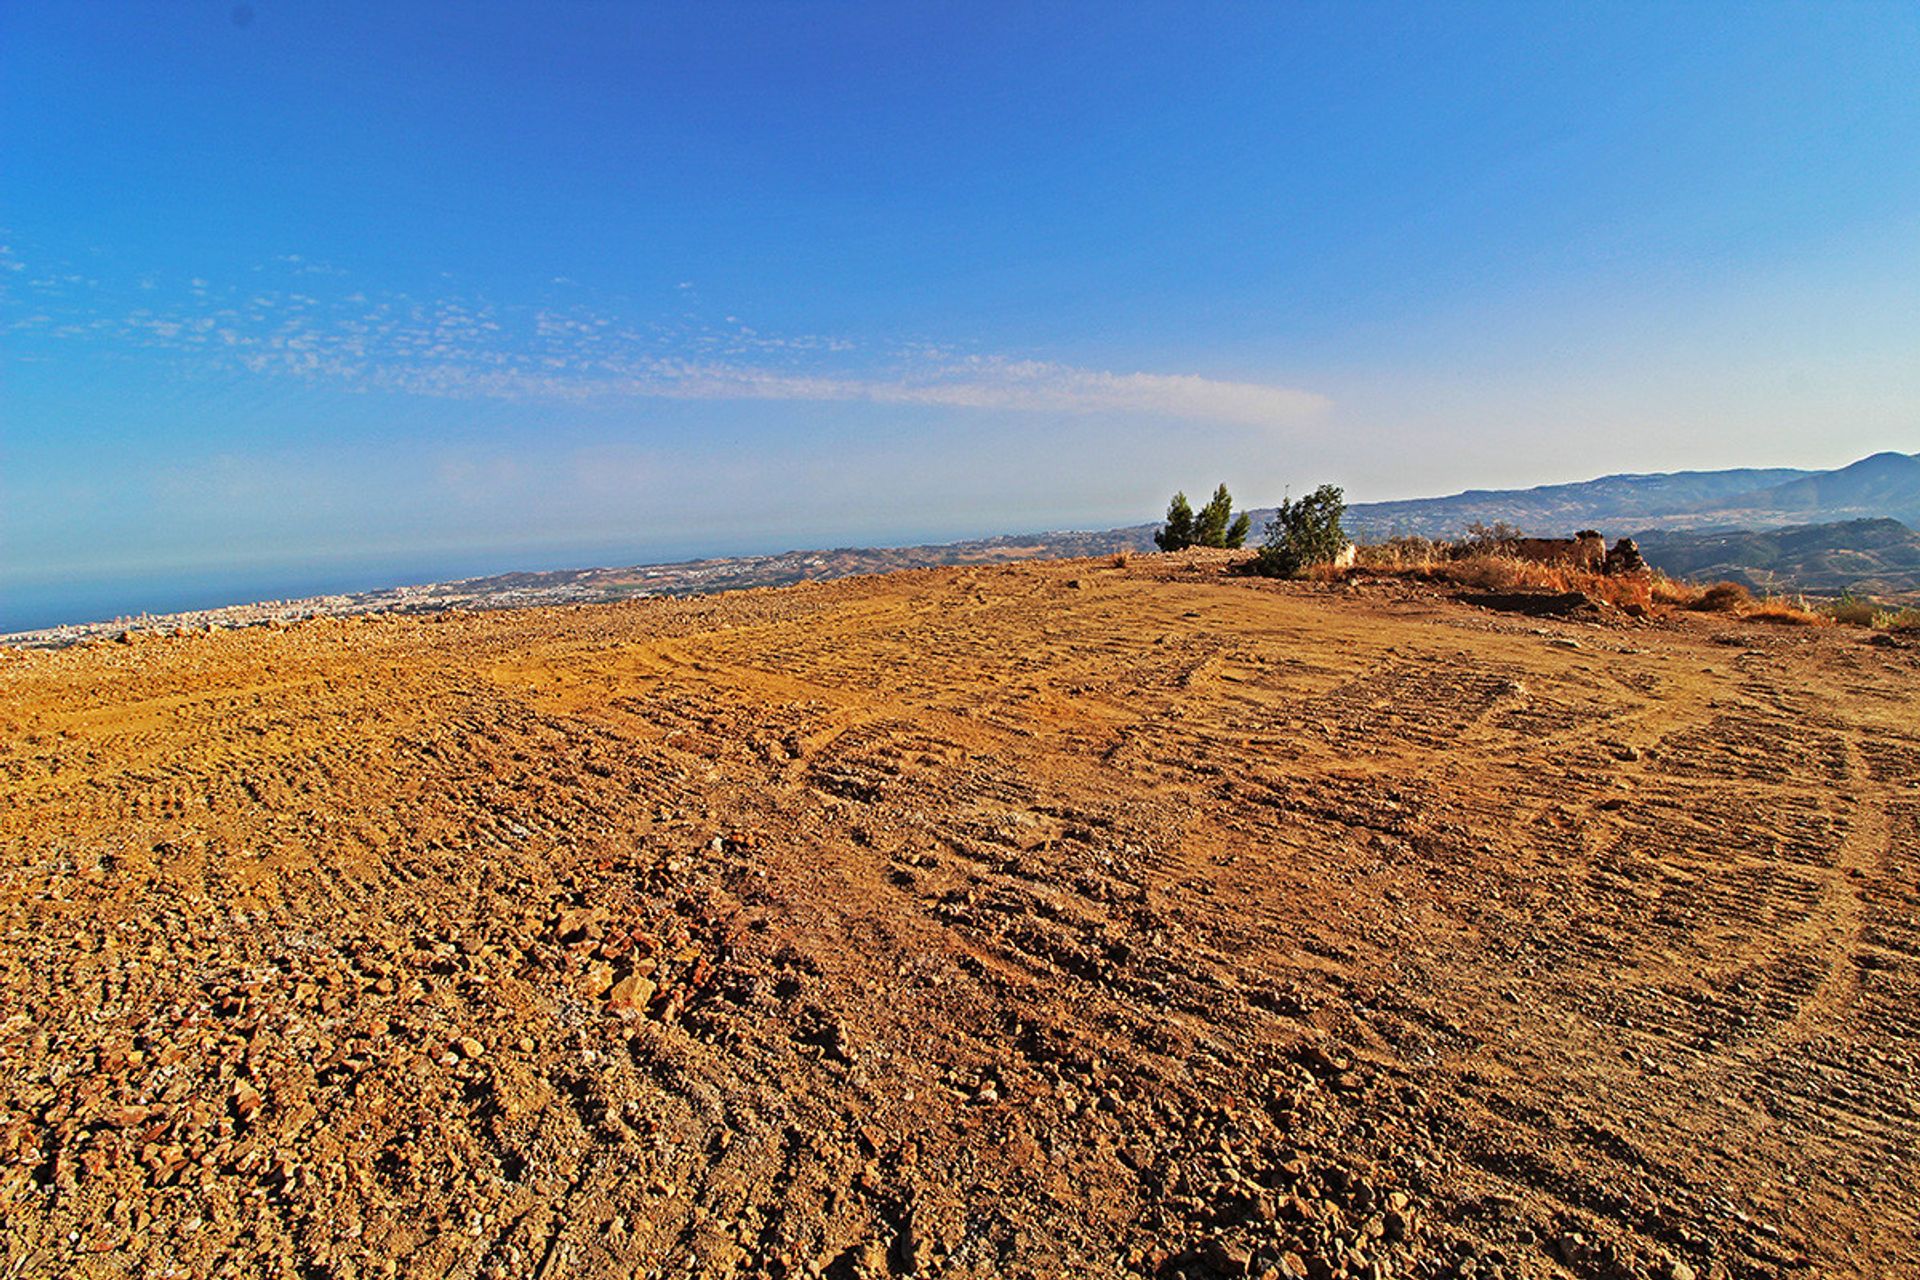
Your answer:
0,540 -> 732,635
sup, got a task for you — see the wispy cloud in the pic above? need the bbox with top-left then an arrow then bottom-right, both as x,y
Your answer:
2,252 -> 1329,426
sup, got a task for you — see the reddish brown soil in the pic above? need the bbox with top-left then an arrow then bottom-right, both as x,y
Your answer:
3,553 -> 1916,1280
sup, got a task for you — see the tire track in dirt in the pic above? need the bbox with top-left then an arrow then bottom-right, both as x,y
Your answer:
3,558 -> 1917,1278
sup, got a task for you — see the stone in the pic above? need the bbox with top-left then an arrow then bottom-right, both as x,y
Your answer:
608,974 -> 656,1011
850,1239 -> 888,1276
1300,1044 -> 1348,1073
555,907 -> 597,944
897,1210 -> 929,1275
1196,1236 -> 1251,1276
1605,538 -> 1647,576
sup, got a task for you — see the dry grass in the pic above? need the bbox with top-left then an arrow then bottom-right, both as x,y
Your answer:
1690,581 -> 1752,612
1341,546 -> 1842,625
1821,597 -> 1920,630
1744,600 -> 1828,626
1110,551 -> 1132,569
1347,547 -> 1655,611
1650,575 -> 1699,607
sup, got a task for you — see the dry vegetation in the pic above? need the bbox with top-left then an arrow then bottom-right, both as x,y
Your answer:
3,554 -> 1918,1280
1340,545 -> 1835,626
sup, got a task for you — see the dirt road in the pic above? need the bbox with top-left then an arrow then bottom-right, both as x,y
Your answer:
3,554 -> 1915,1279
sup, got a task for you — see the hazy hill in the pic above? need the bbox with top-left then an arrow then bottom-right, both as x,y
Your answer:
1738,451 -> 1920,523
1341,451 -> 1918,540
1630,518 -> 1920,600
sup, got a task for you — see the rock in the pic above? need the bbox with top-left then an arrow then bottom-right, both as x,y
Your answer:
1300,1044 -> 1348,1073
608,974 -> 656,1011
1605,538 -> 1647,576
456,1036 -> 484,1060
1663,1262 -> 1697,1280
555,907 -> 598,944
897,1209 -> 929,1275
848,1239 -> 888,1277
1196,1236 -> 1251,1276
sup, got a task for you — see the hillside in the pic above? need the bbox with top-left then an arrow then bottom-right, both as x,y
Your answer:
3,556 -> 1917,1278
1342,451 -> 1919,540
1632,517 -> 1920,599
1740,450 -> 1920,522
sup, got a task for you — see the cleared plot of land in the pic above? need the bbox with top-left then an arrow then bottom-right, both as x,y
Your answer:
1,554 -> 1916,1280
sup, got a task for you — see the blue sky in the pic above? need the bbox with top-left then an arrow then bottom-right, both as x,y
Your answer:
4,2 -> 1918,626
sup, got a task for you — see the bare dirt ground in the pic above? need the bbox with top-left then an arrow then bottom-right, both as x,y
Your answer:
3,552 -> 1916,1280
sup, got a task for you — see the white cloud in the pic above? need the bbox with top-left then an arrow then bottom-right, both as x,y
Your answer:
593,357 -> 1327,425
3,254 -> 1331,427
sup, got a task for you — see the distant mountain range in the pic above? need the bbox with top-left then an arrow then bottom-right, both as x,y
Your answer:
1342,450 -> 1920,540
459,451 -> 1920,606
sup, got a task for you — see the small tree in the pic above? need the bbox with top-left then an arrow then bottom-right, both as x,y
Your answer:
1155,491 -> 1196,551
1254,484 -> 1348,577
1193,483 -> 1252,549
1464,520 -> 1524,551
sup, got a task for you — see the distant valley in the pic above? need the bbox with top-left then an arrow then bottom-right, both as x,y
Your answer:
1629,518 -> 1920,599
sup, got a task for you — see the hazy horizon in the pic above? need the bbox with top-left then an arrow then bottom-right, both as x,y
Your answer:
6,3 -> 1918,627
7,443 -> 1907,633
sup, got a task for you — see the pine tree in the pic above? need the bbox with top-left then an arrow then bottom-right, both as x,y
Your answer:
1194,484 -> 1233,548
1154,491 -> 1196,551
1183,483 -> 1251,548
1225,511 -> 1252,548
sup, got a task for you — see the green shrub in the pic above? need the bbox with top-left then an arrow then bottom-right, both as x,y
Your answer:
1827,593 -> 1880,627
1253,484 -> 1347,578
